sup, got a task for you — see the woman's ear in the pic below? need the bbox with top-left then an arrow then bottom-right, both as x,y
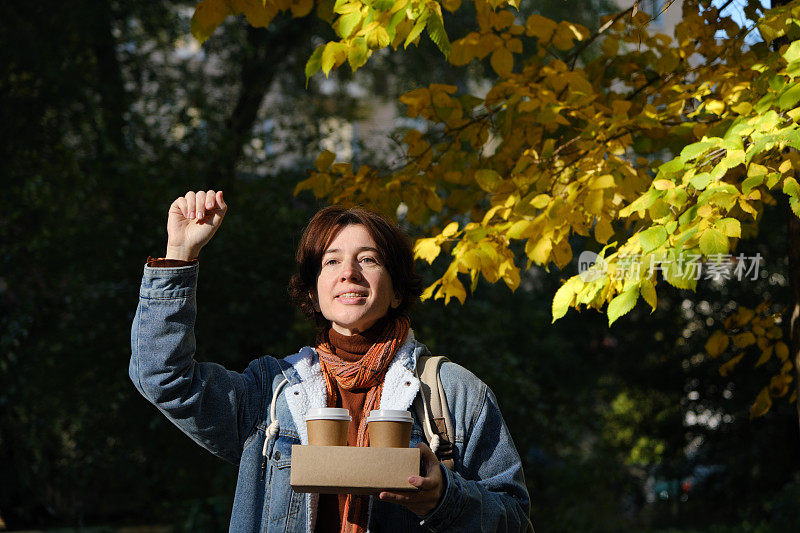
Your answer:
309,291 -> 321,312
390,291 -> 402,309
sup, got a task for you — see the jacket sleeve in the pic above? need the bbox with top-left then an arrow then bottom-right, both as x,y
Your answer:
419,367 -> 533,532
129,262 -> 268,465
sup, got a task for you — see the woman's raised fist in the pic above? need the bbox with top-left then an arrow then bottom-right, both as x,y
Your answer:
165,190 -> 227,260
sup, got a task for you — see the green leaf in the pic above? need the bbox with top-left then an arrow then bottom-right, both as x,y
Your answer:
426,9 -> 450,56
690,172 -> 712,190
658,157 -> 685,175
742,175 -> 764,194
619,189 -> 661,217
699,228 -> 728,256
779,84 -> 800,110
766,172 -> 781,189
373,0 -> 394,10
714,217 -> 741,238
791,197 -> 800,218
680,140 -> 716,161
608,288 -> 639,326
747,133 -> 778,162
337,11 -> 362,39
783,39 -> 800,63
386,7 -> 407,38
639,226 -> 668,253
305,45 -> 324,81
405,11 -> 429,48
783,176 -> 800,198
347,37 -> 369,69
676,226 -> 699,248
678,205 -> 698,226
665,188 -> 688,207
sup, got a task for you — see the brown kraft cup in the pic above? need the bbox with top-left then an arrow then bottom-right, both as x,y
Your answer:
305,407 -> 351,446
366,409 -> 413,448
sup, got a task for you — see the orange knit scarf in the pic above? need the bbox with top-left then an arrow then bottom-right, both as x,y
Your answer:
316,315 -> 410,533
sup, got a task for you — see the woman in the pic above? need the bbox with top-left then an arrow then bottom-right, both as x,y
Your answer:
130,189 -> 532,532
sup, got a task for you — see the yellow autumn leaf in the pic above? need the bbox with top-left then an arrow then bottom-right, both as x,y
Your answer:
769,373 -> 793,397
525,14 -> 556,43
420,280 -> 439,301
290,0 -> 313,17
755,345 -> 773,367
442,221 -> 459,237
767,326 -> 783,339
414,238 -> 441,263
442,0 -> 461,12
552,277 -> 579,323
719,353 -> 744,377
507,219 -> 535,239
594,217 -> 614,244
314,150 -> 336,171
653,179 -> 675,190
321,42 -> 348,76
460,248 -> 482,270
490,47 -> 513,77
531,194 -> 551,208
553,21 -> 583,50
705,100 -> 726,115
705,330 -> 730,358
775,341 -> 790,361
442,276 -> 467,304
732,331 -> 756,348
191,0 -> 230,43
750,387 -> 772,419
526,236 -> 552,265
584,189 -> 604,215
589,174 -> 615,189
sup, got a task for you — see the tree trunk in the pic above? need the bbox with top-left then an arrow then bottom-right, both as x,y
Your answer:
212,16 -> 314,192
91,0 -> 126,155
788,201 -> 800,427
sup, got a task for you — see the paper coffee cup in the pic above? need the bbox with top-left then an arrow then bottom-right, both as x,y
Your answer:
366,409 -> 413,448
305,407 -> 351,446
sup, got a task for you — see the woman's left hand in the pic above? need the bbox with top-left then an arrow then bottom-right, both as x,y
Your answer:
378,442 -> 444,516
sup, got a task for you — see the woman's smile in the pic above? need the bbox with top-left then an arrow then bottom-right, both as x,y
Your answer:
336,290 -> 368,303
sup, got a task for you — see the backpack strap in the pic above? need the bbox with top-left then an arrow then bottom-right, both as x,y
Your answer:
413,354 -> 455,470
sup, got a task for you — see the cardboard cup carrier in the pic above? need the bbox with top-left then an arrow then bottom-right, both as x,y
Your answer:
366,409 -> 413,448
305,407 -> 351,446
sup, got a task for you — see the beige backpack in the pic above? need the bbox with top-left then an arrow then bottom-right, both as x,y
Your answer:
412,354 -> 455,470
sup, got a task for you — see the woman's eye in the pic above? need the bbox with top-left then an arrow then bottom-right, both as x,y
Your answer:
360,256 -> 378,264
323,258 -> 338,266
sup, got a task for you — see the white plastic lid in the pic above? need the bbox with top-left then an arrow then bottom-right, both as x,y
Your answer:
366,409 -> 413,423
305,407 -> 351,421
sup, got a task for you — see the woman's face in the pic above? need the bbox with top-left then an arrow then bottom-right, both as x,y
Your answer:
314,224 -> 400,336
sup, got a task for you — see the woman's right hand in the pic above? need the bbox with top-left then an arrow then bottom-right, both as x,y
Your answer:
165,190 -> 228,260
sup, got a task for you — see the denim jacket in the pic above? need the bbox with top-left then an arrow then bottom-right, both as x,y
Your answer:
129,262 -> 533,532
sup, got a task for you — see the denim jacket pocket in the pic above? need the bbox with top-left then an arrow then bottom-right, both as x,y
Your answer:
264,433 -> 303,530
269,431 -> 298,470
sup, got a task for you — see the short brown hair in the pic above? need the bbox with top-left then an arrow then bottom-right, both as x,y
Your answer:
288,206 -> 423,327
